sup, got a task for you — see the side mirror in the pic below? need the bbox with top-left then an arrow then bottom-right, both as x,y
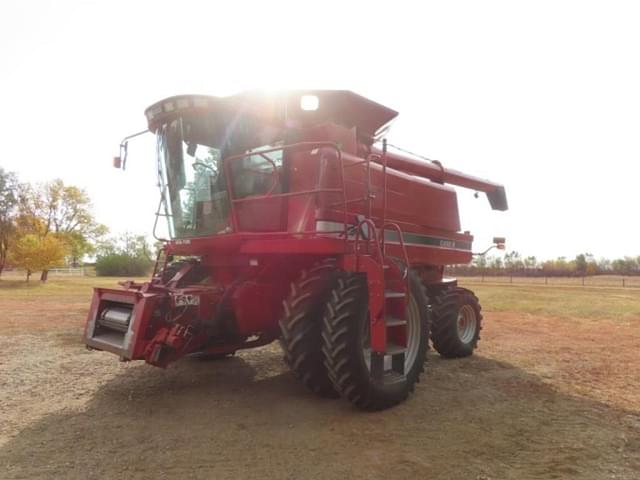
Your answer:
473,237 -> 507,256
113,130 -> 149,172
120,140 -> 129,170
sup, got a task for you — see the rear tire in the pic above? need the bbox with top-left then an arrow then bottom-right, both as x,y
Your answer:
321,270 -> 429,410
430,287 -> 482,358
279,259 -> 340,398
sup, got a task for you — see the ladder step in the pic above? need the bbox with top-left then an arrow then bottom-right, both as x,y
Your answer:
386,343 -> 406,356
385,291 -> 405,299
385,317 -> 406,327
380,371 -> 406,385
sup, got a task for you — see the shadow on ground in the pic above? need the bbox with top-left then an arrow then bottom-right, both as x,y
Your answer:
1,345 -> 639,480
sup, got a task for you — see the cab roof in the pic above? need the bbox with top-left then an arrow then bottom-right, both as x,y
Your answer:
144,90 -> 398,139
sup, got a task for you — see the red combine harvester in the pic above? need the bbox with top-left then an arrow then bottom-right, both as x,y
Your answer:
85,90 -> 507,410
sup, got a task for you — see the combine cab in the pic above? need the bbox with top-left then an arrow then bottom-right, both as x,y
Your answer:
85,90 -> 507,410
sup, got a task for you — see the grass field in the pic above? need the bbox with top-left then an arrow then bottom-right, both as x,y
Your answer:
462,280 -> 640,321
0,276 -> 147,333
3,275 -> 638,317
458,274 -> 640,289
0,275 -> 639,479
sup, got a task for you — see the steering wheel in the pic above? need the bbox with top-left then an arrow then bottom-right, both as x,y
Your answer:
192,161 -> 219,182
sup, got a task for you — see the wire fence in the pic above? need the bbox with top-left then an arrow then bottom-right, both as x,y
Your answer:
1,267 -> 88,278
2,268 -> 639,288
48,268 -> 86,276
457,274 -> 640,288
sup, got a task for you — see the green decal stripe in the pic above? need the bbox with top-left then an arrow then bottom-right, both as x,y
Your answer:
314,221 -> 472,251
383,230 -> 472,251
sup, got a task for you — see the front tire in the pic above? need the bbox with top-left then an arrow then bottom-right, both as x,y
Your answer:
321,270 -> 429,410
279,260 -> 340,398
430,287 -> 482,358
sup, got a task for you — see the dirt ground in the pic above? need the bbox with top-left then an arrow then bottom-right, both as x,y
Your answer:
0,279 -> 639,479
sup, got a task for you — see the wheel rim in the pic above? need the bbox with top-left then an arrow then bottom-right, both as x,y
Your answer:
404,295 -> 421,369
362,294 -> 422,373
457,304 -> 478,344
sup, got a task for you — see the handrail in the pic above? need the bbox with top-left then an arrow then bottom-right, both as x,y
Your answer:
221,138 -> 409,267
223,141 -> 347,240
383,223 -> 411,298
353,218 -> 384,271
162,137 -> 412,287
381,139 -> 388,253
152,194 -> 169,243
230,188 -> 343,204
382,223 -> 410,270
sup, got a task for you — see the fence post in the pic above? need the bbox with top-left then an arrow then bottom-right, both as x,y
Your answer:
623,278 -> 626,288
510,275 -> 513,284
545,276 -> 548,285
582,276 -> 585,286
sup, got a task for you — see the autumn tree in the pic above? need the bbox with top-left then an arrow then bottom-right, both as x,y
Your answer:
575,253 -> 598,276
18,179 -> 107,280
523,256 -> 537,270
472,254 -> 487,269
489,256 -> 503,271
612,257 -> 639,275
9,233 -> 66,282
0,168 -> 19,277
503,250 -> 524,273
597,257 -> 612,272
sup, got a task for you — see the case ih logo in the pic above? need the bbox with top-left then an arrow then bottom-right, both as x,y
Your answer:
439,239 -> 455,249
174,294 -> 200,307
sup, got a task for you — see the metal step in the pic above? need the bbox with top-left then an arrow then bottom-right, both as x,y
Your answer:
384,291 -> 405,299
370,344 -> 407,379
375,371 -> 406,385
385,343 -> 406,356
385,316 -> 407,327
87,331 -> 127,356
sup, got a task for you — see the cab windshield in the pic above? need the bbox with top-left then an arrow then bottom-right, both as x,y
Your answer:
157,113 -> 283,238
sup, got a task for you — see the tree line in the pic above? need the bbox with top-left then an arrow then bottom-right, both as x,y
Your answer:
0,167 -> 153,281
449,251 -> 640,277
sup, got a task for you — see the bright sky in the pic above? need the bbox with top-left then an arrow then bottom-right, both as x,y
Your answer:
2,0 -> 639,260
